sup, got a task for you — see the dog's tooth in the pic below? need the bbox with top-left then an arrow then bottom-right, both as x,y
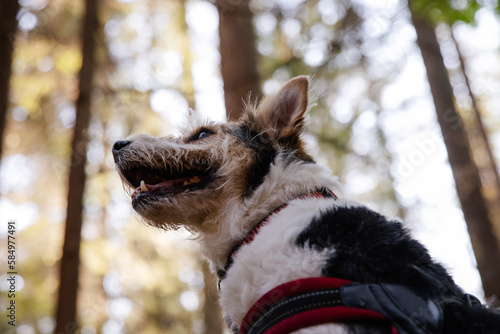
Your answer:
140,180 -> 148,192
190,176 -> 201,183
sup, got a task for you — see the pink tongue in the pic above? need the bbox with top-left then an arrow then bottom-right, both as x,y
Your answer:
131,176 -> 198,199
145,179 -> 179,190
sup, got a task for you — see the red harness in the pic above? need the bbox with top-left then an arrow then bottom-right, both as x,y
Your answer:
239,277 -> 399,334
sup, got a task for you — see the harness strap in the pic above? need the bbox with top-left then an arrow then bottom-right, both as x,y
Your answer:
341,283 -> 442,334
239,277 -> 447,334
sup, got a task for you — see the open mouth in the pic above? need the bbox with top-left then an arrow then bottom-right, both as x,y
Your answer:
119,163 -> 213,200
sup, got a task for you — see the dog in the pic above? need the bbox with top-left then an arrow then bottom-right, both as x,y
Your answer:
113,77 -> 500,333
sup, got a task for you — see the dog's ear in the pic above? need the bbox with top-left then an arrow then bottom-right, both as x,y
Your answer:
258,76 -> 309,139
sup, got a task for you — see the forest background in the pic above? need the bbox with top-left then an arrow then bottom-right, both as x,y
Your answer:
1,0 -> 500,333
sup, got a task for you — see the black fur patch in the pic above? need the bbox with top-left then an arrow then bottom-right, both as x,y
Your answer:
230,125 -> 277,197
230,125 -> 316,197
295,206 -> 500,332
296,206 -> 463,299
443,303 -> 500,333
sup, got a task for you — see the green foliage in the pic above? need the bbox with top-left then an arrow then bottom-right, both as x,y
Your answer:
410,0 -> 482,24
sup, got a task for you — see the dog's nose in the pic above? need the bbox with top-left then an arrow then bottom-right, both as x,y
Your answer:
112,140 -> 131,162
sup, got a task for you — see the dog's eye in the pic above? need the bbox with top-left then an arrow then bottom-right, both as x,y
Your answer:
197,131 -> 210,139
189,128 -> 214,142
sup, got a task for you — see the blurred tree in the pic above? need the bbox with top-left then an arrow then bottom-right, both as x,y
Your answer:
410,3 -> 500,299
215,0 -> 261,120
201,261 -> 224,334
0,0 -> 91,331
179,0 -> 196,112
55,0 -> 100,332
179,1 -> 224,331
450,30 -> 500,226
0,0 -> 20,161
251,0 -> 406,217
2,0 -> 499,332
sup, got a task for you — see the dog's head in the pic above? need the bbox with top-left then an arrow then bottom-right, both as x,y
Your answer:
113,77 -> 314,233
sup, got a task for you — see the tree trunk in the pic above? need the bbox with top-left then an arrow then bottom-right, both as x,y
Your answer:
54,0 -> 99,332
215,0 -> 261,120
180,1 -> 223,331
411,11 -> 500,299
201,261 -> 224,334
0,0 -> 20,160
450,29 -> 500,216
179,0 -> 196,114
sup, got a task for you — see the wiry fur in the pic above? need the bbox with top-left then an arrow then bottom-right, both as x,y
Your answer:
113,77 -> 500,333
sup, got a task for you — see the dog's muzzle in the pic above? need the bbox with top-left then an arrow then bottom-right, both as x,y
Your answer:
112,140 -> 131,162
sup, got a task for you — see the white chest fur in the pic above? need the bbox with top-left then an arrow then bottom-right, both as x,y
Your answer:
219,197 -> 358,328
